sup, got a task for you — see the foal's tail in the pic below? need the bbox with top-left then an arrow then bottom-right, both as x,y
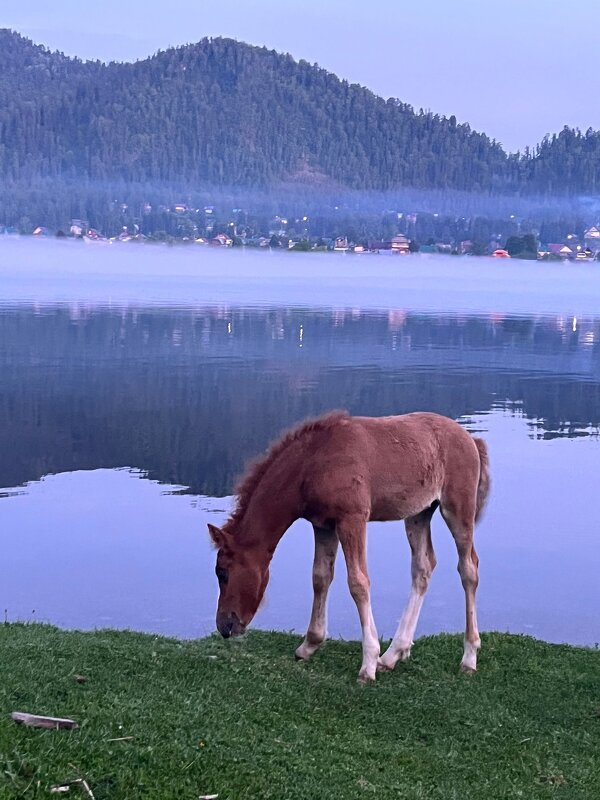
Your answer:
473,437 -> 490,524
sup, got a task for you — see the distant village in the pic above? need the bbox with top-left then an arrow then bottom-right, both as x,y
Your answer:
2,201 -> 600,261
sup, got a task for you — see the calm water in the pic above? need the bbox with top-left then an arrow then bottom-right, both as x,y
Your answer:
2,240 -> 600,645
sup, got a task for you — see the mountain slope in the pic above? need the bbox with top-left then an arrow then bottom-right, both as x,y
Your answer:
0,29 -> 599,196
0,30 -> 509,192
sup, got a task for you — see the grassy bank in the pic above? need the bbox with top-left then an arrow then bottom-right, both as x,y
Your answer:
1,625 -> 599,799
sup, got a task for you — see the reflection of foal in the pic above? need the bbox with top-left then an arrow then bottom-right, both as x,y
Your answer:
209,411 -> 490,683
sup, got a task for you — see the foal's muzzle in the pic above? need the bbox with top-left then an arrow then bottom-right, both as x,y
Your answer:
217,611 -> 245,638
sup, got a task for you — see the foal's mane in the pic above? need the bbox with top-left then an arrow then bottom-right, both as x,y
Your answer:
224,410 -> 350,534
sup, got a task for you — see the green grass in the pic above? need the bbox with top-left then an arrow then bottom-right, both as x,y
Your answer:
1,625 -> 600,799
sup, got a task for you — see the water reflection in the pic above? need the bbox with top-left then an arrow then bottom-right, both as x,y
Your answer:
3,303 -> 600,644
1,411 -> 599,645
1,305 -> 600,495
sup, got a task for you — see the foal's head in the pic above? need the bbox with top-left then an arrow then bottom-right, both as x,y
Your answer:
208,523 -> 270,638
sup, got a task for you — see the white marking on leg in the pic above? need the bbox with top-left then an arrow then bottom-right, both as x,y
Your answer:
379,513 -> 436,672
460,637 -> 480,673
379,589 -> 424,670
357,598 -> 380,683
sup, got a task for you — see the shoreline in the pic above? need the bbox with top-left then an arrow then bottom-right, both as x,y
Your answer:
2,619 -> 598,651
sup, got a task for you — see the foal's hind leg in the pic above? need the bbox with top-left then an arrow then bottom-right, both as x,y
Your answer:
295,526 -> 339,661
441,500 -> 480,673
378,506 -> 437,672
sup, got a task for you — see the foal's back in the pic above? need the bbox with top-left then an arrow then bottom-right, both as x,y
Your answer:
302,412 -> 481,524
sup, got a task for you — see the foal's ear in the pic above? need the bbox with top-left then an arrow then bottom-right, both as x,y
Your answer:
207,523 -> 228,549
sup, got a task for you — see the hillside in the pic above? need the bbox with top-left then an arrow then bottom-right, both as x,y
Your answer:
2,26 -> 600,242
0,30 -> 512,192
4,28 -> 593,197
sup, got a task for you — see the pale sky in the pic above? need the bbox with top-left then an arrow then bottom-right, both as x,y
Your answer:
3,0 -> 597,153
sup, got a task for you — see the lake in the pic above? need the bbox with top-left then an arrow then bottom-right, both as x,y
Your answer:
1,238 -> 600,645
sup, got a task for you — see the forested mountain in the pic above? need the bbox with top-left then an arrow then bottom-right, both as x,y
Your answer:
2,28 -> 599,198
2,28 -> 600,241
0,29 -> 509,192
522,128 -> 600,195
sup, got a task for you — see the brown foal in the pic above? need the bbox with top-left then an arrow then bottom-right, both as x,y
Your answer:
209,411 -> 490,682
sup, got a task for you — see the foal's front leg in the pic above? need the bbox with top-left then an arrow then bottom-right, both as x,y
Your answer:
338,515 -> 380,683
295,526 -> 339,661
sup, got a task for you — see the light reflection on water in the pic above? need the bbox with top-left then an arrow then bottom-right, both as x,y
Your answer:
1,298 -> 600,644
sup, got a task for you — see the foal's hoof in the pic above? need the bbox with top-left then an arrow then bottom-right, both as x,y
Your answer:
459,662 -> 476,675
294,651 -> 309,662
357,669 -> 376,684
294,644 -> 315,662
377,647 -> 410,672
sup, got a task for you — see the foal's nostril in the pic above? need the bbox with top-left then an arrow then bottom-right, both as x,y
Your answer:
217,614 -> 234,638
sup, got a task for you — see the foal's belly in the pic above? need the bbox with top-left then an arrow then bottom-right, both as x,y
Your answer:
369,487 -> 439,522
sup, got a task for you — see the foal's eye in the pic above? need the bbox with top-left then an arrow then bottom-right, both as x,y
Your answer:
216,567 -> 229,585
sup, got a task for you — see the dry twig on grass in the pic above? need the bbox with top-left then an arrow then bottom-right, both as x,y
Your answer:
50,778 -> 95,798
10,712 -> 78,730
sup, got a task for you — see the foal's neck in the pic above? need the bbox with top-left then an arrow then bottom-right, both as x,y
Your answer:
238,469 -> 300,554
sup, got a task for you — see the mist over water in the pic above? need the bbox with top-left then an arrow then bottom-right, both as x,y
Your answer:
2,236 -> 600,315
